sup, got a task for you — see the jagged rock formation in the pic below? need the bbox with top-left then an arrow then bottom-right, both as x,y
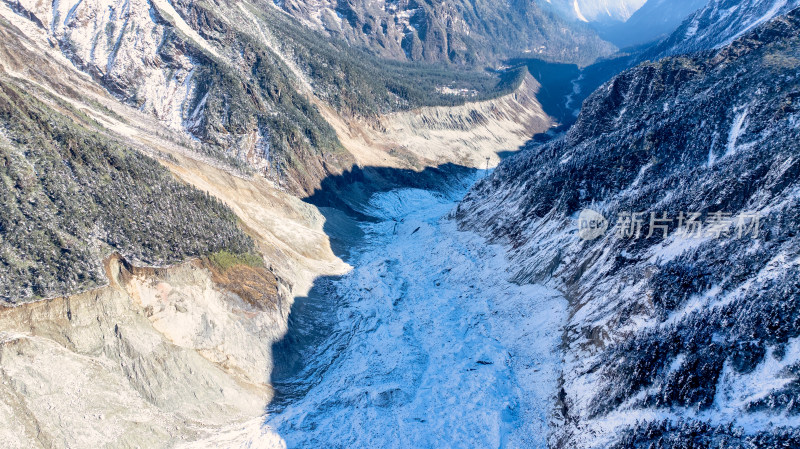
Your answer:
457,9 -> 800,448
277,0 -> 615,66
647,0 -> 800,58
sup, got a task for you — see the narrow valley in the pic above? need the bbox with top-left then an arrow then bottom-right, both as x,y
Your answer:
2,0 -> 799,448
264,177 -> 567,448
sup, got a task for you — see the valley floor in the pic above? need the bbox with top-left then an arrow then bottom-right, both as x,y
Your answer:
260,178 -> 566,447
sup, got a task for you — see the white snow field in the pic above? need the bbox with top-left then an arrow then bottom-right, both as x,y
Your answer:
251,181 -> 567,448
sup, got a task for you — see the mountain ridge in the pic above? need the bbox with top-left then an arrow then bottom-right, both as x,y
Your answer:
541,0 -> 647,23
592,0 -> 709,48
277,0 -> 616,66
456,7 -> 800,448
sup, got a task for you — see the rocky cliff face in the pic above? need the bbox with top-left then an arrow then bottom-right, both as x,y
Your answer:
592,0 -> 709,48
326,73 -> 553,170
457,9 -> 800,448
276,0 -> 615,66
647,0 -> 800,58
2,0 -> 358,193
0,39 -> 255,304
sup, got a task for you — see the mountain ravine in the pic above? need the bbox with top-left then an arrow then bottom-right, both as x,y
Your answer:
2,0 -> 800,448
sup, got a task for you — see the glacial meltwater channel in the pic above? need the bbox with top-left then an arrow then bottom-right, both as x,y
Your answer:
263,175 -> 567,448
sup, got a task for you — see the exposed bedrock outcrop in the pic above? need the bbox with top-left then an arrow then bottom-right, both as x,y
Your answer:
0,254 -> 290,448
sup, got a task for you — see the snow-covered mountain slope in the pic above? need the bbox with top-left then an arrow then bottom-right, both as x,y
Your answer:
277,0 -> 615,66
1,0 -> 350,193
593,0 -> 709,48
568,0 -> 800,129
648,0 -> 800,58
457,9 -> 800,448
542,0 -> 646,22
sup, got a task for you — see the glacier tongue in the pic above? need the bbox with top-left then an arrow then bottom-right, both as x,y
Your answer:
262,181 -> 567,448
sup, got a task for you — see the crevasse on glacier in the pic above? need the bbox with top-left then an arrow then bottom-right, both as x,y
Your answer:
264,182 -> 567,448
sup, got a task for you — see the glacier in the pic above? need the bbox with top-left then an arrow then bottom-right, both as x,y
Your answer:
219,176 -> 568,448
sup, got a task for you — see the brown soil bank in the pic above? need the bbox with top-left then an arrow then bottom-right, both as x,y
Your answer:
0,254 -> 290,448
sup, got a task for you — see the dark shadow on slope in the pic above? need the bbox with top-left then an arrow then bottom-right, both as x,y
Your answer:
267,274 -> 346,410
495,124 -> 572,160
565,40 -> 660,109
577,48 -> 651,97
303,163 -> 480,259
